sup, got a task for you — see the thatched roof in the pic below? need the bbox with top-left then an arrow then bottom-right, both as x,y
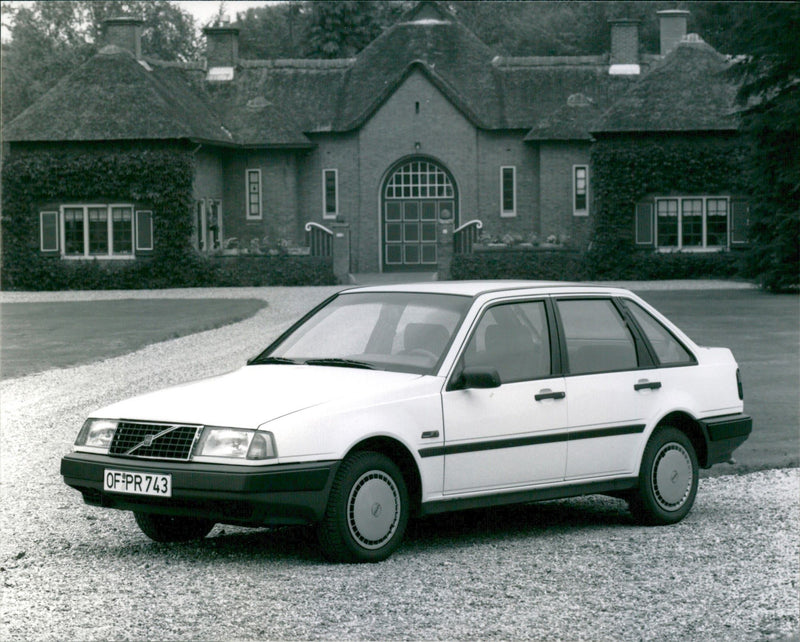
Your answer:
3,46 -> 232,143
4,3 -> 741,148
594,36 -> 739,134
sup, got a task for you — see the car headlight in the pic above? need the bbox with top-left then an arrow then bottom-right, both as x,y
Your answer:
194,427 -> 277,460
75,419 -> 118,451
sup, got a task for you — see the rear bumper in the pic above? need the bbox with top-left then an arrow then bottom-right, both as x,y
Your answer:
60,453 -> 339,526
701,413 -> 753,466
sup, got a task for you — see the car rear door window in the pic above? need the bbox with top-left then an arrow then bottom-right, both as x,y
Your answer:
557,299 -> 638,374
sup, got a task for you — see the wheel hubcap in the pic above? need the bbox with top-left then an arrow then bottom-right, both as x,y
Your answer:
652,443 -> 693,511
347,471 -> 400,549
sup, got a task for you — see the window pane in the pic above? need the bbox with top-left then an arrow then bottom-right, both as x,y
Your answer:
707,199 -> 728,246
574,166 -> 587,212
681,199 -> 703,247
463,301 -> 551,383
64,207 -> 84,255
657,200 -> 678,247
557,299 -> 637,374
112,207 -> 133,254
88,207 -> 108,255
502,167 -> 515,213
324,170 -> 337,215
625,301 -> 694,365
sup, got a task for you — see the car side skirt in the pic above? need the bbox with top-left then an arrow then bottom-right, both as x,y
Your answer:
419,478 -> 638,516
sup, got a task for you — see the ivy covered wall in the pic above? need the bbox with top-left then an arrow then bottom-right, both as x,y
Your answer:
1,145 -> 195,289
587,133 -> 751,277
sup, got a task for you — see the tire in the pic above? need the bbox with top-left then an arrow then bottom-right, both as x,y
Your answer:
317,451 -> 409,563
630,426 -> 698,525
134,512 -> 215,543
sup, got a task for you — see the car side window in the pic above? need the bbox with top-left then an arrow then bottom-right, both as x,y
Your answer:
623,300 -> 695,365
557,299 -> 638,374
462,301 -> 551,383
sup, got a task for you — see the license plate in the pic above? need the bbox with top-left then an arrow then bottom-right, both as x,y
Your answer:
103,469 -> 172,497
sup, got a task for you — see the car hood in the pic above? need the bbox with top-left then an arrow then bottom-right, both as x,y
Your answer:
91,365 -> 428,428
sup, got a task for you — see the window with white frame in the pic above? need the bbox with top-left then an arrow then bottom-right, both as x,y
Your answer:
500,166 -> 516,217
573,165 -> 588,216
657,197 -> 729,249
41,204 -> 151,257
246,169 -> 262,220
323,169 -> 338,219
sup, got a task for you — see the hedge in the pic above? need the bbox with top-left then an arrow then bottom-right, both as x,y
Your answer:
450,247 -> 744,281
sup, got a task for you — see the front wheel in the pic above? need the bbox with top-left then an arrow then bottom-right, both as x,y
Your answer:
134,512 -> 215,542
317,451 -> 409,563
630,426 -> 698,525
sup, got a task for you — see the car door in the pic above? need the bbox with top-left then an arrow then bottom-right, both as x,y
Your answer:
554,297 -> 656,481
441,299 -> 568,494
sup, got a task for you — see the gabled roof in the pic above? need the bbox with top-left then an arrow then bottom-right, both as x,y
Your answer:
333,1 -> 503,130
3,46 -> 232,144
594,36 -> 739,134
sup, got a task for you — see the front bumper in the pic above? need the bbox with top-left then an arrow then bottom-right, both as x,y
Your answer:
61,453 -> 340,526
701,413 -> 753,466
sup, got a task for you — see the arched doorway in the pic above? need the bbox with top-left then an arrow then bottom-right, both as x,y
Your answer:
381,158 -> 458,272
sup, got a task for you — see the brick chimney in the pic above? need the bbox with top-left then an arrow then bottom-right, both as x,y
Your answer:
103,17 -> 143,58
657,9 -> 690,56
203,23 -> 239,73
608,18 -> 640,75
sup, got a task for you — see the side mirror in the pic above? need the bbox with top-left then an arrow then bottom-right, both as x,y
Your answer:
458,366 -> 502,389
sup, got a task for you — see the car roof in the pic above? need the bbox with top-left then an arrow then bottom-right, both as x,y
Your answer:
341,280 -> 634,298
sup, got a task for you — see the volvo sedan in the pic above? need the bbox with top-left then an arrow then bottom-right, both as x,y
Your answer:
61,281 -> 752,562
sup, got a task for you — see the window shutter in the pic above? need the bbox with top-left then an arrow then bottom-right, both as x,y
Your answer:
635,203 -> 654,246
40,211 -> 59,252
135,210 -> 154,251
731,200 -> 749,245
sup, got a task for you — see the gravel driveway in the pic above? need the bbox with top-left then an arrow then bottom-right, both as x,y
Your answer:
1,285 -> 798,641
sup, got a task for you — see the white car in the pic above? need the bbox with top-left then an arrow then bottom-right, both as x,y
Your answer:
62,281 -> 752,562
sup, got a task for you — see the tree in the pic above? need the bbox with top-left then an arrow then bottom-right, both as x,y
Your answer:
305,1 -> 405,58
235,2 -> 311,59
728,4 -> 800,291
1,1 -> 198,125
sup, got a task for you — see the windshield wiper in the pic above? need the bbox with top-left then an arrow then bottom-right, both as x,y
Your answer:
248,356 -> 298,366
303,358 -> 376,370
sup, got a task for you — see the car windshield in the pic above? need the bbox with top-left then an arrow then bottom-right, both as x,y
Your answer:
253,291 -> 471,374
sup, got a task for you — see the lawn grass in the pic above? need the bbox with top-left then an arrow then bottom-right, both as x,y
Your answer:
0,298 -> 266,379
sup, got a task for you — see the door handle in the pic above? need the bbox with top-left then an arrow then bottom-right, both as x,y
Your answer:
535,389 -> 566,401
634,380 -> 662,391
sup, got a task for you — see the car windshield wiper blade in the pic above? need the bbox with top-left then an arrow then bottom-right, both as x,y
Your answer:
248,356 -> 298,366
303,358 -> 376,370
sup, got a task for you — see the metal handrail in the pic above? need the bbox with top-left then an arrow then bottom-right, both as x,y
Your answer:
454,219 -> 483,234
304,222 -> 334,236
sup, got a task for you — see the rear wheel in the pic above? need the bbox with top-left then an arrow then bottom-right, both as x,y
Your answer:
317,451 -> 409,563
134,512 -> 215,542
630,426 -> 698,525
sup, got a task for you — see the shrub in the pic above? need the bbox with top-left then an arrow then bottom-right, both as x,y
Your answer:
451,247 -> 743,282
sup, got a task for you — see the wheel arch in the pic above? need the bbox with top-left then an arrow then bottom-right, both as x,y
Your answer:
347,436 -> 423,516
657,411 -> 709,468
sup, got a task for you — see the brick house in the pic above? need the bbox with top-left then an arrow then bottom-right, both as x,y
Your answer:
2,2 -> 747,280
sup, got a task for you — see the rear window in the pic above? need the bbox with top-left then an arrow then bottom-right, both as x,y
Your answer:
624,300 -> 695,365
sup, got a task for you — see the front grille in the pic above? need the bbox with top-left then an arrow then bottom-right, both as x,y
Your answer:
109,421 -> 201,460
